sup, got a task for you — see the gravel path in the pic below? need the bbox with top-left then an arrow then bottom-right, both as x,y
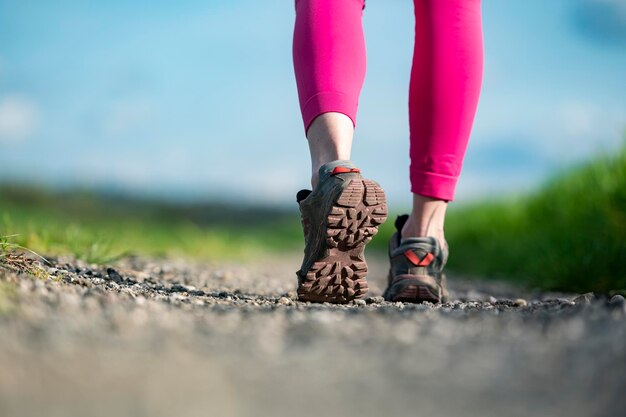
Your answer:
1,253 -> 625,417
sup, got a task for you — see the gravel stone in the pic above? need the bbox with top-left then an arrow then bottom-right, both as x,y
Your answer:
278,297 -> 292,306
513,298 -> 528,307
609,294 -> 625,306
365,296 -> 384,304
105,267 -> 123,284
573,292 -> 595,305
0,253 -> 623,417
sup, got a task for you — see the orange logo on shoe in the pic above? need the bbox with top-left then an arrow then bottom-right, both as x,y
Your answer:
331,166 -> 361,175
404,250 -> 434,266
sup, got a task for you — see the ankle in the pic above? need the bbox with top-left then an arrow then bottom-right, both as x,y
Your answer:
401,194 -> 448,248
307,112 -> 353,189
401,218 -> 446,245
311,171 -> 319,189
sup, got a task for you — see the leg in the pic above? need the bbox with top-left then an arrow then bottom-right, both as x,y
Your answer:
384,0 -> 483,303
292,0 -> 366,187
403,0 -> 484,245
306,112 -> 354,188
402,194 -> 448,248
293,0 -> 388,304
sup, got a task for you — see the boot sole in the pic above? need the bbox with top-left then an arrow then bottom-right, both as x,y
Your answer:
384,274 -> 449,304
297,178 -> 387,303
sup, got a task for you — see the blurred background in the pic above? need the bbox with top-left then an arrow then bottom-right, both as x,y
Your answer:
1,0 -> 625,291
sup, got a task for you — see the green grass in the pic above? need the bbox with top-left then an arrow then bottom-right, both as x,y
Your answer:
443,141 -> 626,293
1,140 -> 624,293
371,140 -> 626,293
0,187 -> 303,263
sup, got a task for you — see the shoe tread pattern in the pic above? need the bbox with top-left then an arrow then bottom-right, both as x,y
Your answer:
298,179 -> 388,303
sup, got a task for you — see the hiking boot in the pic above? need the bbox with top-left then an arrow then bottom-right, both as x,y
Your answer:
383,214 -> 449,303
296,160 -> 388,303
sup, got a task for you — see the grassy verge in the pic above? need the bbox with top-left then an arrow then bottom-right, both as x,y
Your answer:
1,141 -> 624,292
370,141 -> 626,293
444,142 -> 626,293
0,187 -> 303,263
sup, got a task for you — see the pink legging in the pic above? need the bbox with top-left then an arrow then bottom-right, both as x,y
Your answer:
292,0 -> 483,201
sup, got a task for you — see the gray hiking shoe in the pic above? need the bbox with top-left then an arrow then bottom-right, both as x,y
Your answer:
383,214 -> 449,303
296,160 -> 388,303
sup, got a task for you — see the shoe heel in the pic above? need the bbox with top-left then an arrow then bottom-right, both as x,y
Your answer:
297,177 -> 387,304
395,284 -> 441,303
326,179 -> 388,250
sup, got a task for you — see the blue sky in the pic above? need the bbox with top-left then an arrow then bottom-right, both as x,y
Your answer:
0,0 -> 624,208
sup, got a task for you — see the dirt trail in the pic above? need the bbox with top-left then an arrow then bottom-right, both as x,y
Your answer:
0,253 -> 624,417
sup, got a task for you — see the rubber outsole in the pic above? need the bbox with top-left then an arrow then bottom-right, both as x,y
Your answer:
388,282 -> 440,303
297,178 -> 387,303
384,275 -> 449,304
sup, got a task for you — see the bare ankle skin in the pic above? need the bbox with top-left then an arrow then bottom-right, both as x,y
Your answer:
401,194 -> 448,249
306,112 -> 354,188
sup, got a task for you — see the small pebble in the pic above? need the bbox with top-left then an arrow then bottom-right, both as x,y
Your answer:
609,294 -> 625,307
513,298 -> 527,307
353,299 -> 366,307
366,296 -> 384,304
573,292 -> 594,305
105,268 -> 123,284
488,296 -> 497,304
278,297 -> 292,306
170,284 -> 188,293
